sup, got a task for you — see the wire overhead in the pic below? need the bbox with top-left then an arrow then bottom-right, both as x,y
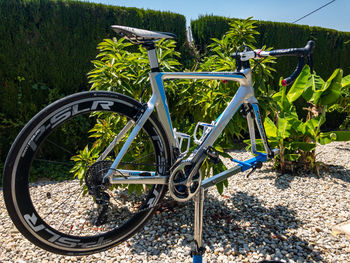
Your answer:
292,0 -> 336,24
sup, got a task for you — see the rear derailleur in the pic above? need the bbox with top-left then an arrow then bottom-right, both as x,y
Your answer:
85,161 -> 112,225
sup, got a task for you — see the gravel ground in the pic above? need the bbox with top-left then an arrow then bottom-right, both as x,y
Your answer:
1,141 -> 350,263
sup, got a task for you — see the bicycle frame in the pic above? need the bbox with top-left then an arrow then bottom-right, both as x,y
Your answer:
102,65 -> 274,185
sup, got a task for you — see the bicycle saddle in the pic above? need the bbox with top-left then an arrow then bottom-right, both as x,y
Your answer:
111,25 -> 176,43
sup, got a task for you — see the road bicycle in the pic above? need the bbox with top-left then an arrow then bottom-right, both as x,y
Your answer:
3,25 -> 314,260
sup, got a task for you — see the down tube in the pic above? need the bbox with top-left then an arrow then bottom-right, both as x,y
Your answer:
199,85 -> 255,150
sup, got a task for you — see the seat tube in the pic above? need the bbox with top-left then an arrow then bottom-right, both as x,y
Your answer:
144,42 -> 160,72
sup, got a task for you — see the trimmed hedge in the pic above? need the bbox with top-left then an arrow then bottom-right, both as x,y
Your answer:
191,15 -> 350,80
0,0 -> 186,163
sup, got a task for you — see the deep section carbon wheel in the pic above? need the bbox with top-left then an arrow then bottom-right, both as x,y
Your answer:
3,91 -> 170,255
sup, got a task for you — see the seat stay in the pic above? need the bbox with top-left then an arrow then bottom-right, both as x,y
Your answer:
103,94 -> 158,182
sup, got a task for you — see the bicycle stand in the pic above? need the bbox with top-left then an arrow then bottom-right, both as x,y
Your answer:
191,149 -> 279,262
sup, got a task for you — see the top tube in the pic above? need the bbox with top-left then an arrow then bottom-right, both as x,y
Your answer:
159,70 -> 252,87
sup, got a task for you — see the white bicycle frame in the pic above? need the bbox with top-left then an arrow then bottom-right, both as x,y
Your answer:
102,47 -> 275,185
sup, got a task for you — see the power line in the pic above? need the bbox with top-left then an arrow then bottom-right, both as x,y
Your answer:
292,0 -> 336,24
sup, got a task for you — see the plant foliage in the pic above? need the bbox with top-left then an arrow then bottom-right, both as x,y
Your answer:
251,66 -> 350,174
0,0 -> 186,169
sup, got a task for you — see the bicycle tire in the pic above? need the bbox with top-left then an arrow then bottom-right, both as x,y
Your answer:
3,91 -> 171,255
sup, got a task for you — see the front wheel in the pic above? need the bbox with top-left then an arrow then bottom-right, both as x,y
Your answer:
3,91 -> 171,255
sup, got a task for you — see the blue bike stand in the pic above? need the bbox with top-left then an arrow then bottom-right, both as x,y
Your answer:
193,255 -> 203,263
232,152 -> 267,172
192,187 -> 205,263
191,150 -> 279,262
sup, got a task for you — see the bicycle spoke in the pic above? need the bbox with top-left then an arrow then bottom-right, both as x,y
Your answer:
42,187 -> 82,221
34,159 -> 73,166
60,188 -> 84,233
46,139 -> 74,155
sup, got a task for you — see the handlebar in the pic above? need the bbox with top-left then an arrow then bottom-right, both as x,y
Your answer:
232,40 -> 315,86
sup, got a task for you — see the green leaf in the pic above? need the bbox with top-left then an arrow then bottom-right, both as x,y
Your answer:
216,146 -> 231,159
341,74 -> 350,88
287,65 -> 310,102
277,116 -> 293,138
304,74 -> 325,101
285,153 -> 301,161
128,184 -> 136,194
273,84 -> 293,113
317,69 -> 343,105
216,181 -> 224,195
289,142 -> 316,152
223,179 -> 228,188
302,117 -> 319,138
319,131 -> 350,144
264,117 -> 277,138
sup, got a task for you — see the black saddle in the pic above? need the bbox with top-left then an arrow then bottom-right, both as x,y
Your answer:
111,25 -> 176,43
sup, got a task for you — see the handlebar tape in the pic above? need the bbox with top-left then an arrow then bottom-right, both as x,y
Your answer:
231,40 -> 315,86
268,40 -> 315,57
281,57 -> 306,86
273,40 -> 315,86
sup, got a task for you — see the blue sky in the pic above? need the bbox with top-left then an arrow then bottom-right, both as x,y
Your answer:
79,0 -> 349,32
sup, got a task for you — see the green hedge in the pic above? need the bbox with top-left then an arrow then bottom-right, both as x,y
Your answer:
191,15 -> 350,80
0,0 -> 186,163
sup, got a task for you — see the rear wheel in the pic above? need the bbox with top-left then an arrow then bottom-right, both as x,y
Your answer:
3,91 -> 170,255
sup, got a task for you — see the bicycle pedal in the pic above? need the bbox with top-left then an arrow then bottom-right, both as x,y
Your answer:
206,146 -> 221,164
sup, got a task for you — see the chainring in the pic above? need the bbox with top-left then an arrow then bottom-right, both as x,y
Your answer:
168,161 -> 202,202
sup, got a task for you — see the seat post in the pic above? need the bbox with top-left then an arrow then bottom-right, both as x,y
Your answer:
143,42 -> 160,72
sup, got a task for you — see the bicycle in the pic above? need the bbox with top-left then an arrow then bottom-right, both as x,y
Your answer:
3,25 -> 314,259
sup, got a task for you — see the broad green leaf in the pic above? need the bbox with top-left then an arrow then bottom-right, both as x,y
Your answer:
304,74 -> 325,101
311,90 -> 323,105
332,131 -> 350,141
277,117 -> 293,138
264,117 -> 277,138
287,65 -> 310,102
317,69 -> 343,105
302,117 -> 320,138
273,84 -> 293,113
319,86 -> 342,105
285,153 -> 301,161
319,131 -> 350,144
341,74 -> 350,88
289,117 -> 303,134
318,132 -> 336,145
244,138 -> 280,152
289,141 -> 316,152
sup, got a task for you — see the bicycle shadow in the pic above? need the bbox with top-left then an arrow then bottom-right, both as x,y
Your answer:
202,191 -> 323,262
259,164 -> 350,190
128,191 -> 325,262
226,143 -> 350,191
